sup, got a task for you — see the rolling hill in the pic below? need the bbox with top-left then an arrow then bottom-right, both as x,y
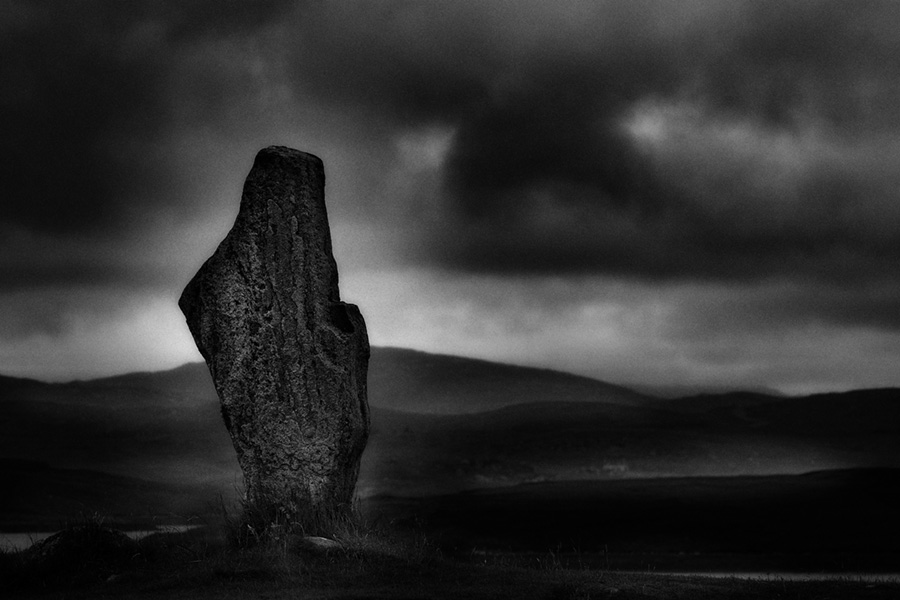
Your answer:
368,347 -> 650,413
2,347 -> 899,527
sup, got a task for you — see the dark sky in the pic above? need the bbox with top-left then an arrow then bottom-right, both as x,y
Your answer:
3,0 -> 900,393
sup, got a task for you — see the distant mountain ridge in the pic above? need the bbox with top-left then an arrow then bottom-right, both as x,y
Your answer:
629,383 -> 788,399
368,347 -> 652,413
10,346 -> 653,414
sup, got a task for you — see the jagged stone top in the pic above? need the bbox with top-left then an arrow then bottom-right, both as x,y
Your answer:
255,145 -> 324,168
179,143 -> 347,369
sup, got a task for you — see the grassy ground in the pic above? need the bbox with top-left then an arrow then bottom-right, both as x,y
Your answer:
2,521 -> 899,600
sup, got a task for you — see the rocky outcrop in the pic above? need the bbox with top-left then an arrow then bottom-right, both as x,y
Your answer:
179,146 -> 369,534
23,525 -> 139,586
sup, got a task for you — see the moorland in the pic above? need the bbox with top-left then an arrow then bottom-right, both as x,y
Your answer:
2,347 -> 899,597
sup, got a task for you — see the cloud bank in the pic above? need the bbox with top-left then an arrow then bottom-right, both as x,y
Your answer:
3,1 -> 900,390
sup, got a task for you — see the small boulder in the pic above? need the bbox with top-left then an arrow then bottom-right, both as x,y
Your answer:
24,524 -> 139,585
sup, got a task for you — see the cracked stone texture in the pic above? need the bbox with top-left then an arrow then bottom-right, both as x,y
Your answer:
179,146 -> 369,531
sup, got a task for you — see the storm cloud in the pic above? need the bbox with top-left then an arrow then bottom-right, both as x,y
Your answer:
417,1 -> 900,285
214,1 -> 900,287
2,1 -> 291,231
3,1 -> 900,390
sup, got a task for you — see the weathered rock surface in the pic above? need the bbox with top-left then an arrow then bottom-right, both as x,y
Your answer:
179,146 -> 369,533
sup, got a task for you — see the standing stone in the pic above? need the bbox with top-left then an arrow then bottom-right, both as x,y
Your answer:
179,146 -> 369,535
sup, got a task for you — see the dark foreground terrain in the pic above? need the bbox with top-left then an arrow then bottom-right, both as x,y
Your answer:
3,350 -> 899,596
6,469 -> 898,575
2,522 -> 899,600
5,468 -> 897,599
366,468 -> 900,574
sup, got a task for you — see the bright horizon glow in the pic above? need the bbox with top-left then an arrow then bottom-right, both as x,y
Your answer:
3,267 -> 899,399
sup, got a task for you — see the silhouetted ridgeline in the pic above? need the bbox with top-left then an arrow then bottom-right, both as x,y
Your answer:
368,347 -> 650,413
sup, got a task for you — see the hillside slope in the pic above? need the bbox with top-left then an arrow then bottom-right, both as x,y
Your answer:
368,347 -> 651,413
2,348 -> 899,521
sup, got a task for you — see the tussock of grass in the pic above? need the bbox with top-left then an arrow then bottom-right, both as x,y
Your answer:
222,491 -> 364,548
1,515 -> 141,590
